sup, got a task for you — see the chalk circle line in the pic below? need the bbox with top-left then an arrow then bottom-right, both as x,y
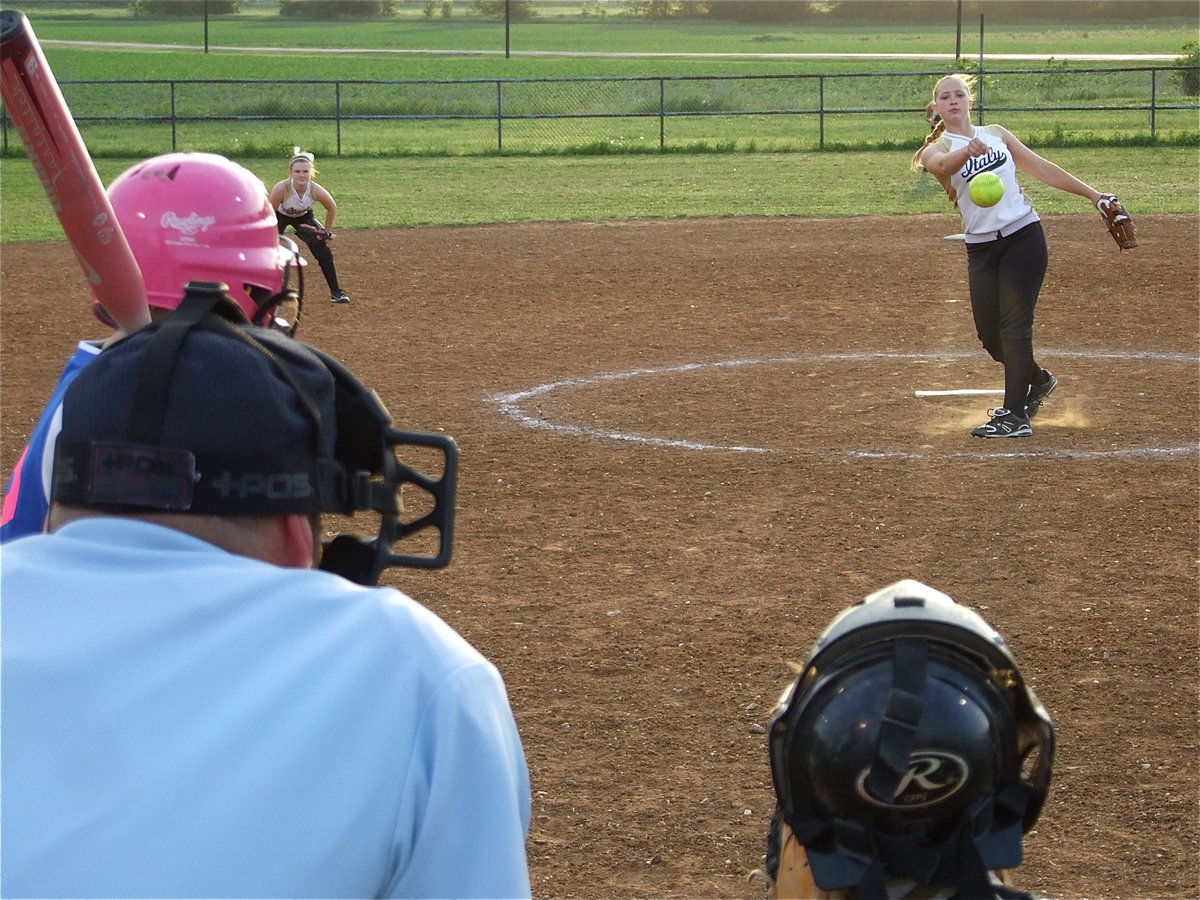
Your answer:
484,350 -> 1198,460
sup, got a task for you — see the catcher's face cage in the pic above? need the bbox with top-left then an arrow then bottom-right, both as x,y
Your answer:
53,282 -> 456,585
767,579 -> 1055,894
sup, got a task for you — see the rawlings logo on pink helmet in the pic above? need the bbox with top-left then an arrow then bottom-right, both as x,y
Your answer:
159,211 -> 216,238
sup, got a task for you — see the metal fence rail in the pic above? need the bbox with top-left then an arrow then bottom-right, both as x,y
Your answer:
2,66 -> 1196,156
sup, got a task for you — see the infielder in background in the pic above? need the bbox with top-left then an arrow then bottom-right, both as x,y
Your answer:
912,73 -> 1135,439
0,151 -> 305,544
0,291 -> 532,898
759,579 -> 1055,900
270,147 -> 351,304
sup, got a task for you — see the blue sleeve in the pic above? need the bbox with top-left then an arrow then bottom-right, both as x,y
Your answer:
383,661 -> 532,899
1,347 -> 99,543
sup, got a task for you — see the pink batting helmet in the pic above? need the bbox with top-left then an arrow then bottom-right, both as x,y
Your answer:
94,152 -> 304,328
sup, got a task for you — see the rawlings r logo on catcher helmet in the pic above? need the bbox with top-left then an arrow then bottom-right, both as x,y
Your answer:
855,750 -> 971,809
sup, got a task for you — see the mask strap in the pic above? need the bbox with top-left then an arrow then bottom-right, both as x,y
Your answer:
866,636 -> 928,802
127,282 -> 230,445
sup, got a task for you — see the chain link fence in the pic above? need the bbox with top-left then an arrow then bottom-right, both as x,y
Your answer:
3,66 -> 1196,158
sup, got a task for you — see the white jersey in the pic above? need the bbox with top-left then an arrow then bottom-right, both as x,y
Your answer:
936,124 -> 1039,243
277,178 -> 315,218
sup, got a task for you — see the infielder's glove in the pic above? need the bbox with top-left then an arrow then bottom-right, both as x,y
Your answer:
297,222 -> 333,243
1096,194 -> 1137,250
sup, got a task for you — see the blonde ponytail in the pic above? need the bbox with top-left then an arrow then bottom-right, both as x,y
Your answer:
910,119 -> 946,172
910,120 -> 957,206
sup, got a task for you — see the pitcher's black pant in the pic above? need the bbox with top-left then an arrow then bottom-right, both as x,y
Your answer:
967,221 -> 1051,415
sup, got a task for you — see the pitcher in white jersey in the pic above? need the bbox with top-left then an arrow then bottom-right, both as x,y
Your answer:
913,74 -> 1116,439
270,149 -> 351,304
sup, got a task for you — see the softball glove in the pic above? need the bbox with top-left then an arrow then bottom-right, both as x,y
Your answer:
297,222 -> 333,243
1096,194 -> 1137,250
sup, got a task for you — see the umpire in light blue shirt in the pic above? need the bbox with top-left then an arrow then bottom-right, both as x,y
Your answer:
1,284 -> 532,899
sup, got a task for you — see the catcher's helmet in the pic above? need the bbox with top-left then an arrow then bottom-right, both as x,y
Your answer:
768,580 -> 1054,896
94,152 -> 303,328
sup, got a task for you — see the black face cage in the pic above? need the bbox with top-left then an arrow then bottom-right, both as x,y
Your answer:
309,345 -> 458,582
53,281 -> 456,586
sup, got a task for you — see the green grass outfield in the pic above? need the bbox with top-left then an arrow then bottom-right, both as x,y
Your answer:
8,7 -> 1195,158
3,7 -> 1194,241
2,146 -> 1196,243
15,3 -> 1196,80
11,1 -> 1194,83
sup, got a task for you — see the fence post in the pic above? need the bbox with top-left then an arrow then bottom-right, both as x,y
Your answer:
496,80 -> 502,151
1150,68 -> 1157,137
659,78 -> 665,150
336,82 -> 342,156
818,75 -> 824,149
977,14 -> 985,125
171,81 -> 177,152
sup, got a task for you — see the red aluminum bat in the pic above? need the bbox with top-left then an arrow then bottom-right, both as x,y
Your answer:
1,9 -> 150,332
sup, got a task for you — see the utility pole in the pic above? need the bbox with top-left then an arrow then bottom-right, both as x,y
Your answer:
955,0 -> 962,60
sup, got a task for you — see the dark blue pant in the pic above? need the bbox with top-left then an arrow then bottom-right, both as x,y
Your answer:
966,221 -> 1049,414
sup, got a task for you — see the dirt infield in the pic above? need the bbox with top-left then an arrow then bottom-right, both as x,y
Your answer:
2,214 -> 1197,899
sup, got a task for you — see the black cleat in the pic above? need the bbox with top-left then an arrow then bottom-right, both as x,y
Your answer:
1025,372 -> 1058,419
971,407 -> 1032,438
